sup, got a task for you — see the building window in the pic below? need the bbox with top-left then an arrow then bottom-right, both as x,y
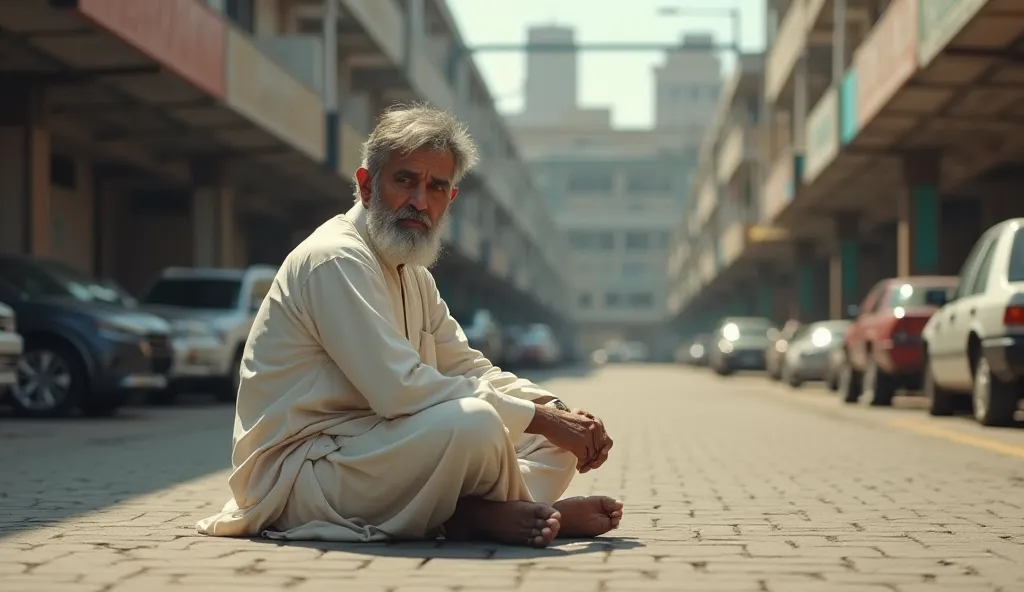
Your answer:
625,232 -> 649,251
627,293 -> 654,308
566,169 -> 613,193
578,292 -> 592,308
604,292 -> 621,308
225,0 -> 255,32
622,262 -> 647,278
569,231 -> 615,251
626,171 -> 672,193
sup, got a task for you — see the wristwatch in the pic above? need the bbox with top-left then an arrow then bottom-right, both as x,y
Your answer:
545,398 -> 571,412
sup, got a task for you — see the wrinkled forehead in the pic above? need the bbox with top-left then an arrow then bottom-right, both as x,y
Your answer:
384,146 -> 456,180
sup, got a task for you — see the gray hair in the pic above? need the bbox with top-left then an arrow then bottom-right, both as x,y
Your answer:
360,103 -> 480,186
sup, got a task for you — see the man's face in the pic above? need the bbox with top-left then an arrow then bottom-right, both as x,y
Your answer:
357,147 -> 460,267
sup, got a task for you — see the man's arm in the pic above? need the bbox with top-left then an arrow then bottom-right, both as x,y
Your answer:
300,255 -> 536,439
423,273 -> 560,404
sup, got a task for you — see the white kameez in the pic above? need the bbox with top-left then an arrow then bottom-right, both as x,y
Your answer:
196,202 -> 575,542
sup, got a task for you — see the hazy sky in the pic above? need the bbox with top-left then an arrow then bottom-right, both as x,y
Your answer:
447,0 -> 766,130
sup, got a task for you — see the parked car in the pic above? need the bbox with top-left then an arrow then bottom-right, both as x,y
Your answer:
453,309 -> 503,362
101,278 -> 224,403
0,301 -> 23,393
604,340 -> 649,363
780,320 -> 851,387
0,256 -> 172,417
517,323 -> 561,367
676,333 -> 710,365
499,324 -> 526,368
838,275 -> 959,406
766,319 -> 802,380
923,218 -> 1024,426
708,316 -> 776,375
138,265 -> 277,401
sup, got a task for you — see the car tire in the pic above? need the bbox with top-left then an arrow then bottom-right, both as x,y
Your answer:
11,338 -> 89,418
216,347 -> 244,403
923,353 -> 955,416
838,360 -> 861,404
783,363 -> 802,388
863,358 -> 896,407
972,356 -> 1018,427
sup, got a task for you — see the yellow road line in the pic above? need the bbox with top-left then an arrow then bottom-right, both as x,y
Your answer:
888,418 -> 1024,460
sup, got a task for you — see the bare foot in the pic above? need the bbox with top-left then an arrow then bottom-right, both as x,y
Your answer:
552,496 -> 623,538
444,498 -> 561,547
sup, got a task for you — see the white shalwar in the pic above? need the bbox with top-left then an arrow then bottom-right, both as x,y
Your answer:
196,202 -> 576,542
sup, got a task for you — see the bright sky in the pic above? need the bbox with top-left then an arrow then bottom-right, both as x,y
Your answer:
447,0 -> 766,130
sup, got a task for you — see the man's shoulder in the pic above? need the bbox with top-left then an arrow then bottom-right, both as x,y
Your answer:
282,216 -> 380,288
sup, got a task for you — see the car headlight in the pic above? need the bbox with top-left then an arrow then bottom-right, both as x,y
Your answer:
722,323 -> 740,342
811,328 -> 832,348
96,318 -> 147,339
171,320 -> 213,339
0,315 -> 15,334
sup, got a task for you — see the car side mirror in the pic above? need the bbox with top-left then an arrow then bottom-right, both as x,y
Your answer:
846,304 -> 859,318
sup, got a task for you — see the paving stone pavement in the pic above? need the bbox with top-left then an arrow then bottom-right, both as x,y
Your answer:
2,364 -> 1024,591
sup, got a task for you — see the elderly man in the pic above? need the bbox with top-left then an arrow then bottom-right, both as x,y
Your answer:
197,105 -> 622,547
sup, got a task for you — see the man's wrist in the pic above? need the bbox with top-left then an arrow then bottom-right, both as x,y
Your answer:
526,401 -> 558,436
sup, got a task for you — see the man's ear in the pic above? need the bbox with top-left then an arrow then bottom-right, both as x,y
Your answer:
355,168 -> 372,206
450,186 -> 460,201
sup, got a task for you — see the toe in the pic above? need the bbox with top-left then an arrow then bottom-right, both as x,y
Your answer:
600,497 -> 624,513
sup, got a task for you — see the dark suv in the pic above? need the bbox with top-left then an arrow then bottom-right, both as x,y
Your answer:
0,256 -> 172,417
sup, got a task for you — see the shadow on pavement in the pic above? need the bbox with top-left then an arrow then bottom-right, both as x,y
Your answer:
247,536 -> 644,559
0,397 -> 235,540
511,363 -> 596,382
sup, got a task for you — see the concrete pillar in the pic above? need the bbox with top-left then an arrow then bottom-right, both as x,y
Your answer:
756,264 -> 775,321
191,161 -> 236,268
793,50 -> 809,154
829,214 -> 859,319
832,0 -> 847,84
403,0 -> 425,73
792,241 -> 816,322
898,152 -> 941,277
0,83 -> 51,256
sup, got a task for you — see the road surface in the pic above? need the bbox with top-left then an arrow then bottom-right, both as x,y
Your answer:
2,365 -> 1023,591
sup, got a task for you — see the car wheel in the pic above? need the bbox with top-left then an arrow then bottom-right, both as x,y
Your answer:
924,355 -> 955,416
862,358 -> 895,407
783,362 -> 802,388
216,347 -> 244,403
838,361 -> 861,404
972,356 -> 1018,427
11,339 -> 88,418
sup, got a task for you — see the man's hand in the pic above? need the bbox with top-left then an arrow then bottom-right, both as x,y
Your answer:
572,409 -> 612,473
526,404 -> 612,472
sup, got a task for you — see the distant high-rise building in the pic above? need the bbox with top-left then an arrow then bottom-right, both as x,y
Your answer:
654,33 -> 722,130
520,25 -> 578,124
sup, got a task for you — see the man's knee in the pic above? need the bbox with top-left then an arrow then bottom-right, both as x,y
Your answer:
432,398 -> 507,447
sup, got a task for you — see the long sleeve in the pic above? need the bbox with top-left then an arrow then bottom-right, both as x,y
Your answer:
423,272 -> 558,403
300,255 -> 536,439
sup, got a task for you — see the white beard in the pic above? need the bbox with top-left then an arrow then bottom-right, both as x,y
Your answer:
365,193 -> 448,268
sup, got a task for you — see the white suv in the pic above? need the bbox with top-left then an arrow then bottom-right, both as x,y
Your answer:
922,218 -> 1024,426
138,265 -> 278,401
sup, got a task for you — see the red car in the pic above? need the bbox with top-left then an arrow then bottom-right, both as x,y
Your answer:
838,276 -> 958,406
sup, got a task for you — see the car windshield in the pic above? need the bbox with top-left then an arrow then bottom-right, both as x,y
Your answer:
727,319 -> 773,336
142,278 -> 242,310
889,283 -> 954,308
0,258 -> 126,305
1009,227 -> 1024,282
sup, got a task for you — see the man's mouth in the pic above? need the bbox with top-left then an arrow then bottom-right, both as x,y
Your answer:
397,219 -> 428,230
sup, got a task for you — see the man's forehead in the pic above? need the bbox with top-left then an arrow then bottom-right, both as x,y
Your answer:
387,147 -> 455,175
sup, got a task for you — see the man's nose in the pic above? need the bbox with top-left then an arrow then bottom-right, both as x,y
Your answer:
408,185 -> 429,211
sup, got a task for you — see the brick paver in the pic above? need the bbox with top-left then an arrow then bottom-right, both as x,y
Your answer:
2,365 -> 1023,591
